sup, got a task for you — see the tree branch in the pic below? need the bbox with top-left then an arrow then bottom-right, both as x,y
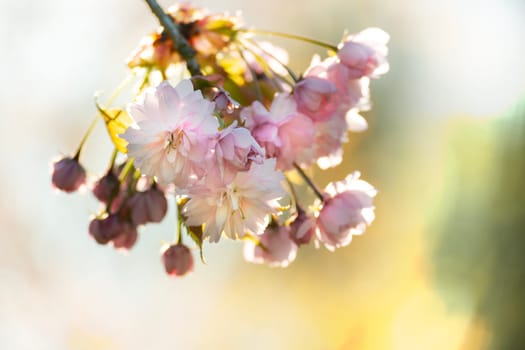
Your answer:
143,0 -> 202,76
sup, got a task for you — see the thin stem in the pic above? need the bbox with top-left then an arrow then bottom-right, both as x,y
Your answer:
285,176 -> 299,211
108,148 -> 118,170
238,40 -> 294,89
106,73 -> 136,106
74,115 -> 99,159
244,38 -> 300,83
293,162 -> 325,201
242,28 -> 338,52
74,73 -> 135,159
118,158 -> 134,182
138,67 -> 152,93
236,43 -> 263,101
175,196 -> 182,244
144,0 -> 201,76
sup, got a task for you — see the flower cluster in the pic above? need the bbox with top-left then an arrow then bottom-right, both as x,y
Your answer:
51,2 -> 388,277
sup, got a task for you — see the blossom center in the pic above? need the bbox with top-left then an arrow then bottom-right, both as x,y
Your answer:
165,129 -> 184,153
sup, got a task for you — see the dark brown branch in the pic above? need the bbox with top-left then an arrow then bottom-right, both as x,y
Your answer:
143,0 -> 201,76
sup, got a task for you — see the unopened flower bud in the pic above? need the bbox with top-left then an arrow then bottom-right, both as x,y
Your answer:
93,170 -> 120,203
111,222 -> 138,251
88,214 -> 122,244
161,244 -> 194,277
289,208 -> 316,246
214,90 -> 238,114
127,184 -> 168,226
51,156 -> 86,193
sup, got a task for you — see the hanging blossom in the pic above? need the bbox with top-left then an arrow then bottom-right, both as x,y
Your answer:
122,80 -> 219,187
50,0 -> 389,277
183,158 -> 285,243
286,28 -> 390,170
241,93 -> 315,170
208,121 -> 265,183
316,172 -> 377,251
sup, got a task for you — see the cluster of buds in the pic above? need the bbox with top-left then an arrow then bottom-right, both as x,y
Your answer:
51,2 -> 389,277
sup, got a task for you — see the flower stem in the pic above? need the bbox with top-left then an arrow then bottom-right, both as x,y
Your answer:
118,158 -> 134,182
74,114 -> 99,159
175,197 -> 182,244
108,148 -> 118,170
236,43 -> 263,101
74,73 -> 135,160
144,0 -> 201,76
293,163 -> 325,201
244,38 -> 300,83
242,28 -> 338,52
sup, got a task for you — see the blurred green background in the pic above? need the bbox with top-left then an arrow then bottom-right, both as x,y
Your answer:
1,0 -> 524,349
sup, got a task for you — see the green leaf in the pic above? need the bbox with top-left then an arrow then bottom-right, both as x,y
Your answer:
187,224 -> 206,264
96,105 -> 132,153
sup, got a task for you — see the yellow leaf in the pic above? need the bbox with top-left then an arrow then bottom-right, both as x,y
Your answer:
96,106 -> 132,153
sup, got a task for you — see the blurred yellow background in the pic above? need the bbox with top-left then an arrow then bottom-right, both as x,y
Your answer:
0,0 -> 524,349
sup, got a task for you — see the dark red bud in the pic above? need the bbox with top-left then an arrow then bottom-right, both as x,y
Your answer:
51,156 -> 86,193
112,222 -> 138,251
162,244 -> 194,277
88,214 -> 122,245
127,185 -> 168,226
93,171 -> 120,203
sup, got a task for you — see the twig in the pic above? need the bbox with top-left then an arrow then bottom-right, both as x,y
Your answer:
143,0 -> 202,76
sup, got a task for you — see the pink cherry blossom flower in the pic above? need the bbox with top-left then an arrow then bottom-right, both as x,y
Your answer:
298,55 -> 373,169
316,171 -> 376,251
243,225 -> 298,267
324,58 -> 371,112
293,76 -> 337,121
337,28 -> 390,79
183,158 -> 285,243
312,113 -> 347,169
122,80 -> 219,187
209,121 -> 265,183
241,93 -> 315,170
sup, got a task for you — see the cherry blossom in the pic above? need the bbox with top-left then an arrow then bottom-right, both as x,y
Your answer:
241,93 -> 315,170
122,80 -> 219,187
317,172 -> 377,251
183,159 -> 285,242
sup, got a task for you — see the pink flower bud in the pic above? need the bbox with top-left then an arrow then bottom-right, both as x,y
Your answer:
243,225 -> 298,268
289,208 -> 316,246
126,184 -> 168,226
316,172 -> 376,251
93,171 -> 120,203
51,156 -> 86,193
88,214 -> 122,245
111,222 -> 138,251
213,90 -> 239,114
161,244 -> 194,277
